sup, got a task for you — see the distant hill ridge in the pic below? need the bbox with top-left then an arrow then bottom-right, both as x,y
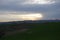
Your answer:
0,20 -> 60,24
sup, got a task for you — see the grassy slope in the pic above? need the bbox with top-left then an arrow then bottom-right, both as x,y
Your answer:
0,22 -> 60,40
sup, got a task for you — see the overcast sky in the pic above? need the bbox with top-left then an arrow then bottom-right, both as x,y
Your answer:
0,0 -> 60,22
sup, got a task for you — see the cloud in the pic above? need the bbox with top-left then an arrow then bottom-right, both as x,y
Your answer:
22,0 -> 56,5
0,0 -> 60,21
0,12 -> 43,22
0,0 -> 59,11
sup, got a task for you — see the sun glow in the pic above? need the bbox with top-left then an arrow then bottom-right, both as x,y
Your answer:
19,14 -> 43,20
0,12 -> 43,22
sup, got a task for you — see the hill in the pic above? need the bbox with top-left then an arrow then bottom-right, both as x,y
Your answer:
0,22 -> 60,40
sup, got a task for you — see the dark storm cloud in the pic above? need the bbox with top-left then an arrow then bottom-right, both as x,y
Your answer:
0,0 -> 60,20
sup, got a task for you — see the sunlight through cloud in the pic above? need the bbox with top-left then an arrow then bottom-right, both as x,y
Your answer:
0,12 -> 43,22
22,0 -> 55,5
18,14 -> 43,20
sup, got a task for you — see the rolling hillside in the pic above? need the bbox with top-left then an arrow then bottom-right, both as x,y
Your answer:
0,22 -> 60,40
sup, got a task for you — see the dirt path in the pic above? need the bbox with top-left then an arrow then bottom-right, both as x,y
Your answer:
4,29 -> 28,36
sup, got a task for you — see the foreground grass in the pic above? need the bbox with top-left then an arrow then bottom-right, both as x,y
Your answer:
0,22 -> 60,40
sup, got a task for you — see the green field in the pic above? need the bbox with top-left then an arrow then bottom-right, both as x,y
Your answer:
0,22 -> 60,40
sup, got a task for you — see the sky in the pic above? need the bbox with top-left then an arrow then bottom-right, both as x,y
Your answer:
0,0 -> 60,22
